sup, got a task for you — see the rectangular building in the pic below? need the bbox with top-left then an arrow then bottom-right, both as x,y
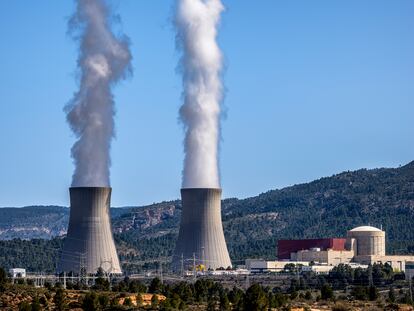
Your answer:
9,268 -> 26,278
278,238 -> 347,259
245,259 -> 309,273
354,255 -> 414,272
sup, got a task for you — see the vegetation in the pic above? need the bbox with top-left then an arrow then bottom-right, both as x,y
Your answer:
320,284 -> 334,300
1,269 -> 414,310
54,288 -> 67,311
1,162 -> 414,273
0,238 -> 63,272
0,267 -> 8,292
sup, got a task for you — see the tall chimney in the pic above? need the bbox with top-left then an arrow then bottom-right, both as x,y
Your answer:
173,188 -> 231,271
58,187 -> 121,274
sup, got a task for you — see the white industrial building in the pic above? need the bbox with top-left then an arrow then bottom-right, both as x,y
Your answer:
246,226 -> 414,273
405,262 -> 414,281
9,268 -> 26,278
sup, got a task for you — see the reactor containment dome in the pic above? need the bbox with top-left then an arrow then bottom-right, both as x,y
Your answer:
347,225 -> 385,256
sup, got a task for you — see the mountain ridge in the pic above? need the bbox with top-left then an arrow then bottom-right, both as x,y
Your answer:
1,161 -> 414,272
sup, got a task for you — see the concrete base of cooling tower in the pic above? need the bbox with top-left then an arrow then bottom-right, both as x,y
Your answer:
58,187 -> 122,275
172,188 -> 232,271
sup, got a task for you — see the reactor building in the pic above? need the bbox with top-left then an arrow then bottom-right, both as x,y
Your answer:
172,188 -> 232,271
248,225 -> 414,273
277,226 -> 413,271
347,225 -> 386,256
58,187 -> 122,274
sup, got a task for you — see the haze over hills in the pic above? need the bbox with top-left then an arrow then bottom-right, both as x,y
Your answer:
1,161 -> 414,271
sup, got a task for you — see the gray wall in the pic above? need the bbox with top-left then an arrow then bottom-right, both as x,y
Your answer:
58,187 -> 121,274
173,188 -> 232,271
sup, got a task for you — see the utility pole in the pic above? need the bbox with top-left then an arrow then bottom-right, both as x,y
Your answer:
202,247 -> 205,268
79,252 -> 87,287
193,253 -> 196,281
159,261 -> 163,285
78,253 -> 82,285
245,273 -> 250,290
63,272 -> 66,289
369,264 -> 373,287
181,253 -> 184,278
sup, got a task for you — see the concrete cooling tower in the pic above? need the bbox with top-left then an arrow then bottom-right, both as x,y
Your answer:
58,187 -> 121,274
172,188 -> 232,271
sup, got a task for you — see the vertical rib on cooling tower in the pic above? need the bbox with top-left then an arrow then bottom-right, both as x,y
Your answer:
58,187 -> 122,274
172,188 -> 232,271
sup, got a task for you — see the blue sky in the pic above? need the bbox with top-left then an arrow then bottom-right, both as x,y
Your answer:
0,0 -> 413,207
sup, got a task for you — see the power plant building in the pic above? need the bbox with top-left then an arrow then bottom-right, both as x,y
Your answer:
278,238 -> 348,260
58,187 -> 122,275
405,262 -> 414,281
172,188 -> 232,271
347,226 -> 386,256
247,225 -> 414,273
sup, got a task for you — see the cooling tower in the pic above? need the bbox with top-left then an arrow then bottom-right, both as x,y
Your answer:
58,187 -> 122,274
172,188 -> 232,271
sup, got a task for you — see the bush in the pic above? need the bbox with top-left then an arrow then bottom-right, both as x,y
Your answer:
98,294 -> 110,308
351,286 -> 368,301
321,284 -> 334,300
149,278 -> 163,294
136,293 -> 144,307
151,294 -> 160,308
39,296 -> 48,307
388,287 -> 396,303
31,296 -> 41,311
18,301 -> 32,311
124,297 -> 133,306
332,302 -> 350,311
0,267 -> 7,292
244,284 -> 268,311
54,288 -> 67,311
369,285 -> 379,301
82,292 -> 99,311
290,291 -> 298,300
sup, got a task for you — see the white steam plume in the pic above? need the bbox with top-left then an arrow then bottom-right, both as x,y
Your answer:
175,0 -> 225,189
65,0 -> 132,187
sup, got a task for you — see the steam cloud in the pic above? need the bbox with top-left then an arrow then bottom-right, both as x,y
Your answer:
175,0 -> 225,189
65,0 -> 132,187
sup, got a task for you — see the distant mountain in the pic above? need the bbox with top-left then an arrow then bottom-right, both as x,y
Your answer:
0,206 -> 130,240
1,161 -> 414,272
0,206 -> 68,240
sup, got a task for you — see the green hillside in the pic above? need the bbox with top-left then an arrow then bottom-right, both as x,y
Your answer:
1,162 -> 414,272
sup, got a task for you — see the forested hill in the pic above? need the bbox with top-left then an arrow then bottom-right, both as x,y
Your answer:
0,206 -> 68,240
219,161 -> 414,259
95,160 -> 414,264
1,161 -> 414,271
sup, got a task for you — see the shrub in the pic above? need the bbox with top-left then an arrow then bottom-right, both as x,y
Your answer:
82,292 -> 99,311
321,284 -> 334,300
332,302 -> 350,311
151,294 -> 160,308
31,296 -> 41,311
369,285 -> 379,301
98,294 -> 110,308
53,288 -> 67,311
18,301 -> 32,311
124,297 -> 133,306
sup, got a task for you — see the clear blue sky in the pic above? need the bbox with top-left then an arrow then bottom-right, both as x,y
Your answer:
0,1 -> 413,207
